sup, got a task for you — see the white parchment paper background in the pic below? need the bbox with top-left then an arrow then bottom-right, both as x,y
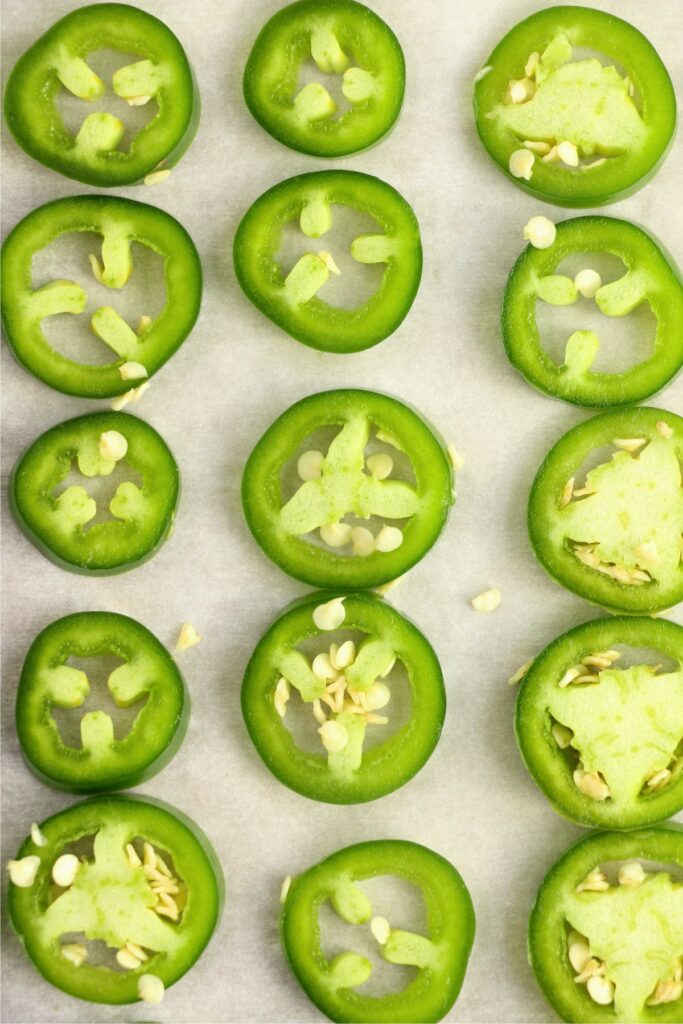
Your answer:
1,1 -> 681,1021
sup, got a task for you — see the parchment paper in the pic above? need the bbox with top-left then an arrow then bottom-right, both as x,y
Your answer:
1,1 -> 681,1021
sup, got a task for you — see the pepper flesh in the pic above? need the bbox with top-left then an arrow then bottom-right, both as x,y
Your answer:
233,171 -> 422,353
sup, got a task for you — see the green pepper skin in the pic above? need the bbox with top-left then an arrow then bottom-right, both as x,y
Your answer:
242,592 -> 445,803
502,217 -> 683,407
282,840 -> 475,1023
7,795 -> 223,1005
474,7 -> 676,207
515,616 -> 683,830
1,196 -> 202,398
528,407 -> 683,613
529,825 -> 683,1023
242,389 -> 453,590
234,171 -> 422,353
10,412 -> 179,575
243,0 -> 405,158
16,612 -> 188,793
4,3 -> 199,187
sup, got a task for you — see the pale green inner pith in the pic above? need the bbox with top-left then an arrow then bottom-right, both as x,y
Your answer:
290,22 -> 379,127
52,441 -> 149,534
558,435 -> 683,579
319,875 -> 439,991
41,657 -> 151,756
37,825 -> 183,956
496,34 -> 647,156
565,872 -> 683,1018
280,417 -> 418,537
549,664 -> 683,799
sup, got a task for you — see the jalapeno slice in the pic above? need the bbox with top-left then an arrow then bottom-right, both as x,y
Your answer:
6,796 -> 223,1005
243,0 -> 405,158
473,6 -> 676,207
4,3 -> 199,187
17,612 -> 188,793
515,616 -> 683,830
242,591 -> 445,804
281,839 -> 475,1023
242,389 -> 453,589
528,407 -> 683,613
1,196 -> 202,398
233,171 -> 422,353
10,411 -> 179,575
529,826 -> 683,1023
502,216 -> 683,407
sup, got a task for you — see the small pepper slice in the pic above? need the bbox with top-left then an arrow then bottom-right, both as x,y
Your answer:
473,7 -> 676,207
7,795 -> 223,1005
1,196 -> 202,398
515,616 -> 683,830
17,612 -> 188,793
233,170 -> 422,353
528,406 -> 683,613
242,389 -> 453,589
242,591 -> 445,804
529,826 -> 683,1023
502,216 -> 683,407
4,3 -> 199,187
243,0 -> 405,157
281,839 -> 475,1023
10,411 -> 179,575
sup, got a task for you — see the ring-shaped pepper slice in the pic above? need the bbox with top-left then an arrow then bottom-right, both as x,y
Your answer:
242,592 -> 445,804
10,411 -> 179,575
502,217 -> 683,407
4,3 -> 199,187
282,839 -> 475,1023
7,795 -> 223,1005
17,612 -> 188,793
528,407 -> 683,613
243,0 -> 405,157
515,616 -> 683,830
233,171 -> 422,353
529,826 -> 683,1023
242,389 -> 453,589
1,196 -> 202,398
473,7 -> 676,207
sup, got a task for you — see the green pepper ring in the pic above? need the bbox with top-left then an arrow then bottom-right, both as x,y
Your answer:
529,825 -> 683,1024
17,611 -> 188,794
10,411 -> 180,576
242,592 -> 445,804
515,616 -> 683,830
528,406 -> 683,614
7,795 -> 223,1005
4,2 -> 200,188
282,839 -> 475,1024
1,195 -> 202,398
502,216 -> 683,407
473,6 -> 677,207
243,0 -> 405,158
241,389 -> 453,590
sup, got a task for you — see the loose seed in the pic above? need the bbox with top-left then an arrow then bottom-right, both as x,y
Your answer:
126,843 -> 142,868
88,253 -> 104,283
144,170 -> 171,186
137,315 -> 152,333
474,65 -> 492,84
656,421 -> 674,439
523,216 -> 556,250
30,823 -> 48,848
509,149 -> 534,180
175,622 -> 201,652
557,141 -> 579,166
560,477 -> 574,508
587,976 -> 614,1005
635,540 -> 660,564
559,665 -> 583,687
366,453 -> 393,479
375,525 -> 403,553
280,875 -> 292,903
646,768 -> 671,790
471,587 -> 501,613
318,251 -> 341,275
313,598 -> 346,631
581,655 -> 612,669
542,145 -> 561,164
613,437 -> 647,452
318,720 -> 349,752
508,77 -> 535,103
111,380 -> 150,410
647,979 -> 683,1006
508,659 -> 533,686
552,722 -> 574,749
364,681 -> 391,711
576,868 -> 609,893
138,974 -> 165,1004
370,915 -> 391,945
574,269 -> 602,298
143,842 -> 157,869
568,941 -> 592,973
117,947 -> 142,970
119,361 -> 148,381
274,677 -> 290,718
575,958 -> 605,983
572,486 -> 595,498
574,769 -> 610,801
7,856 -> 41,888
52,854 -> 80,887
364,713 -> 388,725
523,140 -> 551,155
297,449 -> 324,481
525,51 -> 540,77
99,429 -> 128,462
380,655 -> 396,678
447,443 -> 464,470
618,862 -> 645,887
126,941 -> 148,962
62,943 -> 88,966
332,640 -> 356,670
320,522 -> 352,547
312,699 -> 327,725
127,94 -> 152,106
312,653 -> 337,680
351,526 -> 375,557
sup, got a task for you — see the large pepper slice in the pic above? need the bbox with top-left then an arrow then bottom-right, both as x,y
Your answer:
528,406 -> 683,613
473,7 -> 676,207
243,0 -> 405,157
241,389 -> 453,589
281,839 -> 475,1023
3,3 -> 199,187
17,612 -> 188,793
1,196 -> 202,398
529,826 -> 683,1022
502,216 -> 683,407
233,171 -> 422,353
10,411 -> 179,575
515,616 -> 683,830
6,796 -> 223,1005
242,591 -> 445,803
